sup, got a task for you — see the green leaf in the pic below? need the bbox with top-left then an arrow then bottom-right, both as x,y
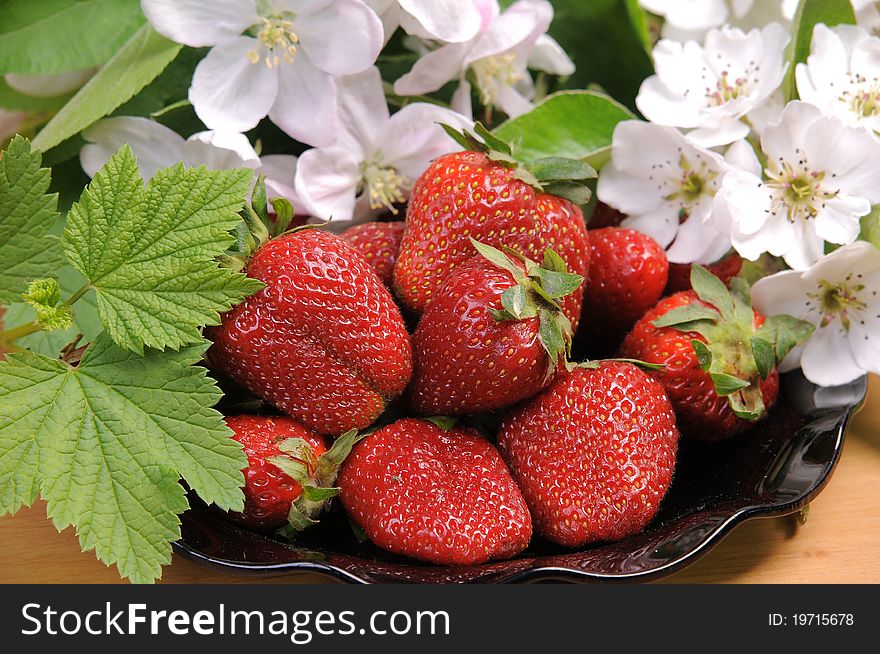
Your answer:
751,336 -> 776,380
470,238 -> 524,279
710,372 -> 752,396
0,333 -> 246,583
426,416 -> 458,431
500,284 -> 535,320
537,307 -> 566,373
2,264 -> 102,357
755,314 -> 816,365
64,146 -> 263,353
32,25 -> 182,152
651,304 -> 721,328
322,429 -> 366,468
270,197 -> 295,236
301,486 -> 340,502
0,0 -> 145,75
527,157 -> 597,183
533,269 -> 584,299
691,339 -> 712,371
689,265 -> 736,320
783,0 -> 856,101
547,0 -> 654,110
0,136 -> 64,305
542,248 -> 568,273
493,91 -> 635,169
542,181 -> 593,206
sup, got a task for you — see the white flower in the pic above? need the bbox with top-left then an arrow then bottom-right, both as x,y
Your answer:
393,0 -> 573,119
295,66 -> 471,222
640,0 -> 797,41
365,0 -> 481,43
751,241 -> 880,386
140,0 -> 383,147
713,101 -> 880,271
854,0 -> 880,36
79,116 -> 304,212
636,24 -> 790,147
796,23 -> 880,134
597,121 -> 759,264
4,69 -> 95,98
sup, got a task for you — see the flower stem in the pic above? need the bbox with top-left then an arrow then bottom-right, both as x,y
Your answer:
0,320 -> 41,347
63,283 -> 90,307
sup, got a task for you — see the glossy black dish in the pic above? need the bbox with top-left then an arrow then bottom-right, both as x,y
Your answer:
174,373 -> 867,583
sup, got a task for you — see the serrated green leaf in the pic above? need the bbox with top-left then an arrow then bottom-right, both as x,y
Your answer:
64,146 -> 263,353
31,25 -> 182,152
690,265 -> 735,320
22,278 -> 72,332
0,136 -> 64,305
0,0 -> 145,75
0,333 -> 246,582
493,91 -> 635,169
784,0 -> 856,101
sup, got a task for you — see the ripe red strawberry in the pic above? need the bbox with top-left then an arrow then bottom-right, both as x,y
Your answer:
338,418 -> 532,565
342,221 -> 405,287
619,267 -> 812,440
576,227 -> 668,352
665,252 -> 743,295
498,361 -> 678,547
588,201 -> 627,229
225,416 -> 364,533
225,416 -> 327,530
408,240 -> 583,415
394,127 -> 592,328
208,229 -> 412,436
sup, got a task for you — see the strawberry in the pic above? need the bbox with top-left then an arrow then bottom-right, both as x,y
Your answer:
619,267 -> 814,440
225,415 -> 326,530
497,361 -> 678,547
393,125 -> 592,328
342,221 -> 405,288
408,239 -> 583,415
207,228 -> 412,436
588,201 -> 627,229
338,418 -> 532,565
576,227 -> 668,353
665,252 -> 743,295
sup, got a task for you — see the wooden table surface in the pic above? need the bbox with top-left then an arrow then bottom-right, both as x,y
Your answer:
1,376 -> 877,585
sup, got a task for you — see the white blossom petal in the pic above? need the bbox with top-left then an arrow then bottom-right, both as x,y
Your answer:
380,104 -> 471,180
296,0 -> 383,76
336,67 -> 390,157
141,0 -> 259,47
185,131 -> 260,168
398,0 -> 481,42
294,144 -> 363,221
80,116 -> 186,180
801,324 -> 866,386
269,53 -> 338,147
528,34 -> 575,75
260,154 -> 308,215
189,36 -> 279,133
393,41 -> 471,96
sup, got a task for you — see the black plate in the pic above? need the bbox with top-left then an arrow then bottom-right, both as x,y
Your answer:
173,373 -> 867,583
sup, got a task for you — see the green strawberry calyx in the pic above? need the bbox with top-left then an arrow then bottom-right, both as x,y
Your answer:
268,428 -> 367,537
441,122 -> 596,206
219,174 -> 299,272
470,237 -> 584,378
651,266 -> 815,420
